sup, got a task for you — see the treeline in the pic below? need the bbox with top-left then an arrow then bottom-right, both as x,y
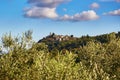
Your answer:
39,32 -> 120,51
0,30 -> 120,80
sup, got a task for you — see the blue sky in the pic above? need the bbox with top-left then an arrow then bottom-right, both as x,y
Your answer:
0,0 -> 120,41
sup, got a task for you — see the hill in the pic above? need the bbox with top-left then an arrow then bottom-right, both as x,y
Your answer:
38,32 -> 120,52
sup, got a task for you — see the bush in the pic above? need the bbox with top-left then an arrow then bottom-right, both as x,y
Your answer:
0,31 -> 120,80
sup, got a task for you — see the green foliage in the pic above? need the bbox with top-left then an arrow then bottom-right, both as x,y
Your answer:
0,31 -> 120,80
1,33 -> 15,48
24,30 -> 33,42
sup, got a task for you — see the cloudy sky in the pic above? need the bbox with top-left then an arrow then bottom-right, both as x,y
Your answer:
0,0 -> 120,41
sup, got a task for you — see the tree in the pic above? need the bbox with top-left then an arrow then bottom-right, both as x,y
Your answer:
1,33 -> 15,48
108,32 -> 116,41
25,30 -> 33,42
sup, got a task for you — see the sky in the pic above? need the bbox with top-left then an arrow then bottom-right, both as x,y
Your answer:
0,0 -> 120,41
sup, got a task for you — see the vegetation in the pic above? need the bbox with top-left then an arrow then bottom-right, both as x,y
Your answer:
0,31 -> 120,80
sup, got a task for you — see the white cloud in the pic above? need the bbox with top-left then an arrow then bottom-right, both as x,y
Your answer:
24,7 -> 58,19
27,0 -> 70,8
24,0 -> 71,19
104,9 -> 120,16
99,0 -> 114,2
90,2 -> 100,9
63,8 -> 67,12
24,0 -> 99,22
59,10 -> 99,22
99,0 -> 120,2
116,0 -> 120,2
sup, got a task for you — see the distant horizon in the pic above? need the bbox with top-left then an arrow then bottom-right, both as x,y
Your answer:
1,30 -> 120,42
0,0 -> 120,42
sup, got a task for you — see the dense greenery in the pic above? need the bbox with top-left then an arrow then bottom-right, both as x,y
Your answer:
0,31 -> 120,80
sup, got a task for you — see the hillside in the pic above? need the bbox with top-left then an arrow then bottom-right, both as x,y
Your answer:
38,32 -> 120,52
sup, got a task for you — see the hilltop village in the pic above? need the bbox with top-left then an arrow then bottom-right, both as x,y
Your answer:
38,33 -> 77,42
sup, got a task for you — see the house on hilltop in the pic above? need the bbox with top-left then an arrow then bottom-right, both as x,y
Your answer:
38,33 -> 76,43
